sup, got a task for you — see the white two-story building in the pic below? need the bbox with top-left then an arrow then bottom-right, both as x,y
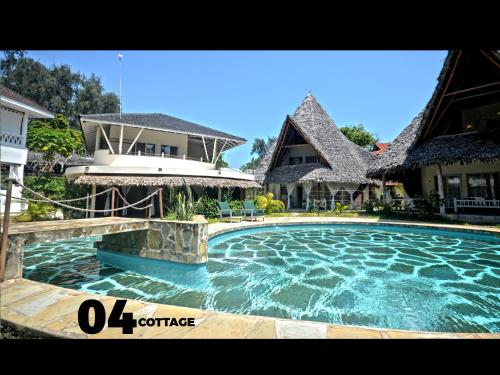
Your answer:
65,113 -> 260,217
1,84 -> 53,214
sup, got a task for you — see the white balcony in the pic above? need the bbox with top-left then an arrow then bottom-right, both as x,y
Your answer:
93,149 -> 215,170
0,131 -> 28,165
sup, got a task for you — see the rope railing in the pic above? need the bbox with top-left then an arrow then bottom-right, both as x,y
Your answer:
11,187 -> 114,203
14,182 -> 159,213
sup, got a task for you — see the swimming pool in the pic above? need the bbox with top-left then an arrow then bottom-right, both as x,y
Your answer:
23,224 -> 500,333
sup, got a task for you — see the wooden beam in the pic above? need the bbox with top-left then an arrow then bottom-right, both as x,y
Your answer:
98,123 -> 115,155
118,125 -> 124,154
443,81 -> 500,97
214,139 -> 228,165
211,138 -> 218,163
421,51 -> 463,141
201,136 -> 209,161
480,50 -> 500,69
449,89 -> 500,103
125,127 -> 144,155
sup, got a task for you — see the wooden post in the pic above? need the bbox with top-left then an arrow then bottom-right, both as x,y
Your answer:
0,179 -> 15,281
111,187 -> 116,217
85,193 -> 90,219
158,188 -> 164,219
148,195 -> 153,219
89,184 -> 96,218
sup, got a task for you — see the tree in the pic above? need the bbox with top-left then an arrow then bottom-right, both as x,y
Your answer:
27,114 -> 85,173
340,124 -> 377,150
241,136 -> 276,172
0,51 -> 119,130
215,153 -> 229,169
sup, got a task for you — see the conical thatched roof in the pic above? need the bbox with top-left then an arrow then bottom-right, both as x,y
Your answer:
256,93 -> 377,185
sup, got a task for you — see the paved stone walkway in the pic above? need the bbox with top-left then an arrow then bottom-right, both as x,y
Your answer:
3,279 -> 498,338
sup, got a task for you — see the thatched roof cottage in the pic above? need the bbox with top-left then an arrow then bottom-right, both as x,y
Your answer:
367,50 -> 500,216
256,93 -> 378,210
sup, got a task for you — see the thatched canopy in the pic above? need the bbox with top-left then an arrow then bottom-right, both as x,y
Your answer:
256,93 -> 377,185
73,175 -> 261,188
367,50 -> 500,180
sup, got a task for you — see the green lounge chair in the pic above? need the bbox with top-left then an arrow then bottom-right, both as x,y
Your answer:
217,201 -> 243,223
242,200 -> 265,221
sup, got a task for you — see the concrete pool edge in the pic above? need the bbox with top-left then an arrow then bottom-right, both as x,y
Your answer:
1,278 -> 498,339
2,217 -> 499,339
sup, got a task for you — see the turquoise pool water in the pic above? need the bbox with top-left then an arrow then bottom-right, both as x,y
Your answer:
23,224 -> 500,333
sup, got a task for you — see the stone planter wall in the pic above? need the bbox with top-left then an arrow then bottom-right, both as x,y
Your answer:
95,216 -> 208,264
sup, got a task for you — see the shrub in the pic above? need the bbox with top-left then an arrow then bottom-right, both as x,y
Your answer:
335,202 -> 350,213
412,192 -> 444,219
195,194 -> 218,219
254,192 -> 284,214
173,186 -> 195,221
16,202 -> 56,222
362,199 -> 377,214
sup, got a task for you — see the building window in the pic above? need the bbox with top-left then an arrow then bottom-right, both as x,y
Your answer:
305,155 -> 319,164
289,156 -> 303,165
161,145 -> 178,156
134,142 -> 156,155
467,173 -> 499,200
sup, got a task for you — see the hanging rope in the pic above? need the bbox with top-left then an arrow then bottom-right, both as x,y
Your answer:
18,187 -> 114,203
13,182 -> 159,213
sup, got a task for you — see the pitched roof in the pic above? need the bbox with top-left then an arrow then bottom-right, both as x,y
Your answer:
80,113 -> 246,143
0,84 -> 53,116
367,49 -> 500,179
371,142 -> 390,155
256,93 -> 377,185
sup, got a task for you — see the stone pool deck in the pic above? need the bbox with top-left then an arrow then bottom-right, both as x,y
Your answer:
1,216 -> 500,339
2,278 -> 498,339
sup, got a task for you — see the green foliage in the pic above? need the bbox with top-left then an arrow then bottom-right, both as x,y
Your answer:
27,114 -> 86,172
362,198 -> 393,215
340,124 -> 377,150
334,202 -> 350,213
173,186 -> 195,221
215,154 -> 229,169
241,136 -> 276,172
412,192 -> 444,219
254,192 -> 284,214
23,176 -> 90,219
16,202 -> 56,222
195,194 -> 219,219
1,51 -> 119,129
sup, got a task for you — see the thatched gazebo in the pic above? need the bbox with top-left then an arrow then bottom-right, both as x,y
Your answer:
256,93 -> 378,210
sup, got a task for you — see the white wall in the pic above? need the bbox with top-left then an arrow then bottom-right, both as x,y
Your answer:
0,107 -> 24,135
107,126 -> 189,156
421,160 -> 500,198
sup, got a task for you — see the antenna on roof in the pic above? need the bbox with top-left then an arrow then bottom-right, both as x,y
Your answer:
118,54 -> 124,119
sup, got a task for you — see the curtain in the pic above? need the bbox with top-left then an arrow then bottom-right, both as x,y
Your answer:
303,182 -> 313,210
121,186 -> 131,215
104,191 -> 111,216
326,182 -> 341,210
286,183 -> 295,209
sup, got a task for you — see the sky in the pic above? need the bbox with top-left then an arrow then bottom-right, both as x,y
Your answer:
27,50 -> 448,168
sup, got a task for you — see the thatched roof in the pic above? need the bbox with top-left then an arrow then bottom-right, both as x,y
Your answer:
366,113 -> 425,178
398,130 -> 500,169
367,50 -> 500,179
73,175 -> 261,188
27,152 -> 94,167
256,93 -> 377,185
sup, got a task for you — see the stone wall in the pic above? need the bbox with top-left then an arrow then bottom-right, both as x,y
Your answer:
95,216 -> 208,264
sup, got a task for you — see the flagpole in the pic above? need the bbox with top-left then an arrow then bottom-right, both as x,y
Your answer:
118,54 -> 123,119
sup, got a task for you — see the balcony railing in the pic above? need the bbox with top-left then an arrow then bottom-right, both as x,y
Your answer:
100,148 -> 212,163
0,131 -> 24,147
453,198 -> 500,212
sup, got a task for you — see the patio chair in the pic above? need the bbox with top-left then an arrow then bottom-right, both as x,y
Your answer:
217,201 -> 243,223
242,200 -> 265,221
